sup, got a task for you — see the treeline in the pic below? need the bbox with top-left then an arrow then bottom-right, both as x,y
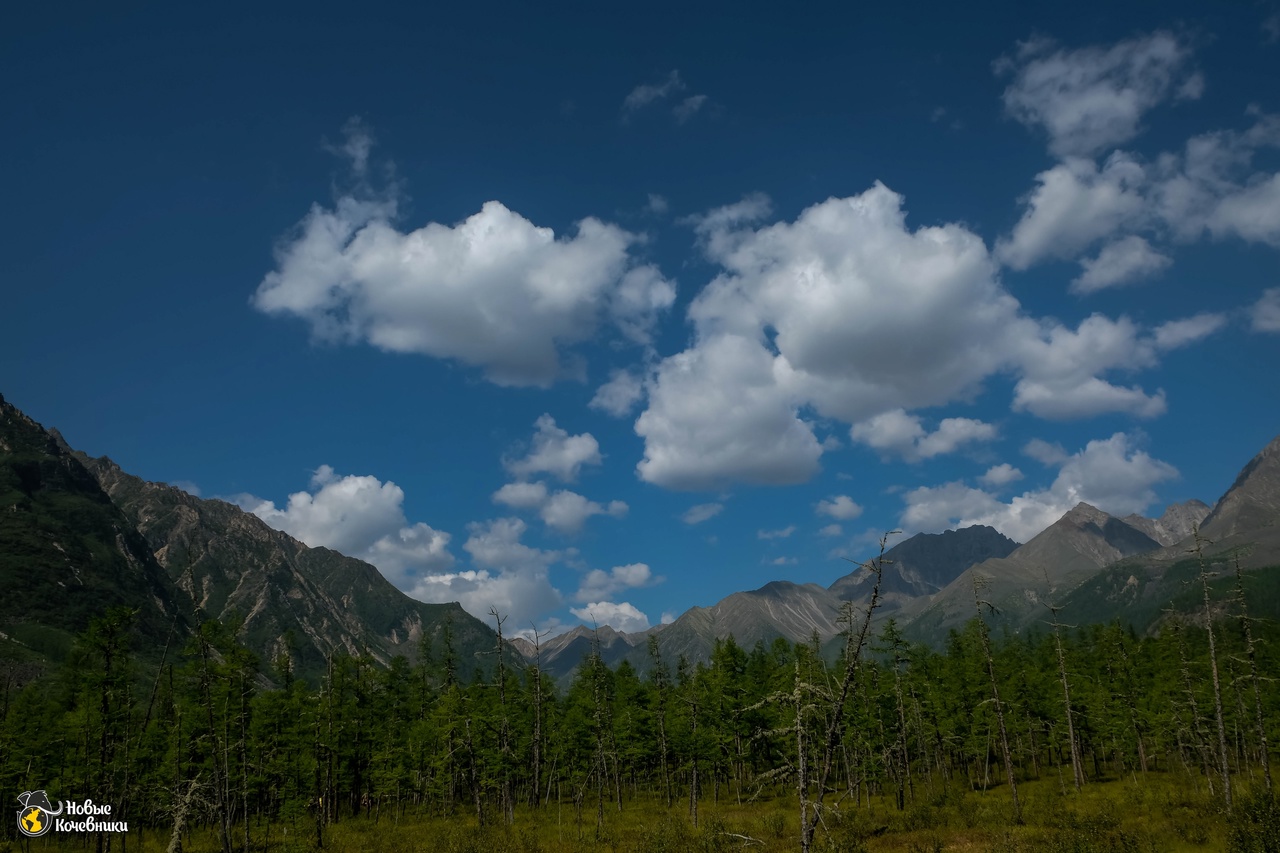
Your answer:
1,558 -> 1278,852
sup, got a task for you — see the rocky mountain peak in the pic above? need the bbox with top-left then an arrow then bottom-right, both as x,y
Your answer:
1123,500 -> 1211,547
1193,434 -> 1280,552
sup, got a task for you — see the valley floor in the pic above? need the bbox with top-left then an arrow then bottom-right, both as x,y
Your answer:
7,771 -> 1275,853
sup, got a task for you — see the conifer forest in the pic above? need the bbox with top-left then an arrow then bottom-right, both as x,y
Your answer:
3,545 -> 1278,853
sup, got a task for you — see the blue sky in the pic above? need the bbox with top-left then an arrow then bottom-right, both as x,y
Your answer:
4,1 -> 1279,636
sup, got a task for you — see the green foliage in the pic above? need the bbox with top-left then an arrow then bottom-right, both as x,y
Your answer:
1229,789 -> 1280,853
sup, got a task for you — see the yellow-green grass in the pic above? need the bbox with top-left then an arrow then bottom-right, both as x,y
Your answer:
5,770 -> 1273,853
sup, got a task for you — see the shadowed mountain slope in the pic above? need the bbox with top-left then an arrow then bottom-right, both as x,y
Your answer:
0,394 -> 193,662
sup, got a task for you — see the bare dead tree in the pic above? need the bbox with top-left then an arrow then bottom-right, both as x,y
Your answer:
1042,572 -> 1084,792
489,608 -> 515,824
1233,552 -> 1272,792
1190,528 -> 1232,808
973,575 -> 1021,823
797,531 -> 892,852
527,623 -> 550,807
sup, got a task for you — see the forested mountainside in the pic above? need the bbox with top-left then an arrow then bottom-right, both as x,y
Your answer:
0,394 -> 499,683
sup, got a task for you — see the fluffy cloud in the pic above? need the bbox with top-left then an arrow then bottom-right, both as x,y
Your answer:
570,601 -> 651,633
1252,288 -> 1280,332
253,125 -> 674,387
235,465 -> 455,588
1152,313 -> 1228,349
998,154 -> 1148,269
1012,314 -> 1179,419
902,432 -> 1178,542
1023,439 -> 1069,466
575,563 -> 660,603
817,495 -> 863,520
758,525 -> 797,539
674,95 -> 709,123
492,480 -> 626,535
980,464 -> 1024,487
539,490 -> 628,534
634,183 -> 1217,489
623,71 -> 685,113
1001,113 -> 1280,272
411,517 -> 566,624
590,369 -> 646,417
998,32 -> 1200,158
1072,236 -> 1172,294
506,415 -> 602,482
682,502 -> 724,524
851,409 -> 996,462
492,481 -> 549,510
818,523 -> 844,537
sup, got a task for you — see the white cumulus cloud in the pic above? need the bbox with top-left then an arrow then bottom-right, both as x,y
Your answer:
682,502 -> 724,525
253,124 -> 674,388
902,432 -> 1178,542
505,414 -> 602,482
1072,236 -> 1172,294
234,465 -> 455,590
817,495 -> 863,520
1252,288 -> 1280,332
979,463 -> 1024,487
851,409 -> 997,462
570,601 -> 651,633
998,32 -> 1200,158
575,563 -> 660,603
590,368 -> 646,417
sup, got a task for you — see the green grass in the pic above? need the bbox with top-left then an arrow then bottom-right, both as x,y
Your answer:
5,770 -> 1268,853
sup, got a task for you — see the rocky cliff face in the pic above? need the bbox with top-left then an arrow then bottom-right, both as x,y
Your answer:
0,394 -> 192,657
78,452 -> 499,681
1123,500 -> 1211,546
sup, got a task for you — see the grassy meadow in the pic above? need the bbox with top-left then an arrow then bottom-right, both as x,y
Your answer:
6,771 -> 1277,853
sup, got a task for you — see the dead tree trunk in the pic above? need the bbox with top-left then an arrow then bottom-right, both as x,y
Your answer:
973,576 -> 1021,823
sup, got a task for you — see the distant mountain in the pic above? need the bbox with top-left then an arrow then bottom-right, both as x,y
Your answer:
829,525 -> 1019,612
901,503 -> 1161,645
77,451 -> 499,682
1196,435 -> 1280,560
0,394 -> 193,663
511,623 -> 662,686
628,580 -> 849,669
1122,500 -> 1211,547
1060,435 -> 1280,631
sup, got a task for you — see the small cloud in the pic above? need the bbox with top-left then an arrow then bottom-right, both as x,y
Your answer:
505,414 -> 602,482
674,94 -> 708,123
570,601 -> 651,633
930,106 -> 947,122
590,369 -> 646,418
170,480 -> 202,497
1251,288 -> 1280,332
682,502 -> 724,525
660,611 -> 676,624
645,193 -> 669,215
816,495 -> 863,520
979,464 -> 1024,487
1071,236 -> 1172,294
818,524 -> 843,537
758,525 -> 797,540
1152,313 -> 1228,350
623,70 -> 685,114
575,562 -> 661,603
1023,439 -> 1068,466
769,556 -> 799,566
1264,12 -> 1280,43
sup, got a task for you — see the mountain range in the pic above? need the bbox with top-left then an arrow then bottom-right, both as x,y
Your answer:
0,393 -> 497,683
2,391 -> 1277,687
